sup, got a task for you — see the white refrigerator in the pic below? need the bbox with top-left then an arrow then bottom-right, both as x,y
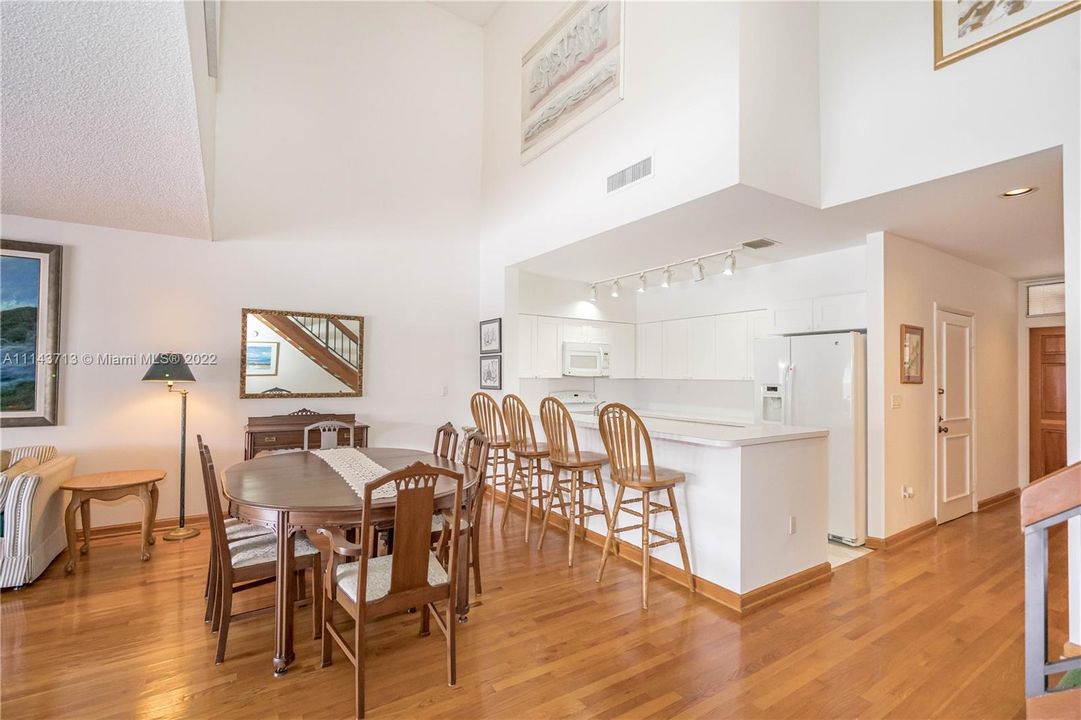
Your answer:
753,332 -> 867,546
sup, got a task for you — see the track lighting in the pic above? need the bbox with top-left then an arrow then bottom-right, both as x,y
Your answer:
722,252 -> 736,276
661,267 -> 671,288
610,280 -> 620,298
589,284 -> 598,302
637,274 -> 647,293
691,259 -> 705,282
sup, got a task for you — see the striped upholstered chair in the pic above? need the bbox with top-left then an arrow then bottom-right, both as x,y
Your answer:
0,445 -> 76,588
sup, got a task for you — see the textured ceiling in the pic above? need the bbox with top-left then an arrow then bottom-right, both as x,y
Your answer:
1,1 -> 211,238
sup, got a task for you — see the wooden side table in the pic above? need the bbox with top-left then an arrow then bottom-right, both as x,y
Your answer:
61,469 -> 166,573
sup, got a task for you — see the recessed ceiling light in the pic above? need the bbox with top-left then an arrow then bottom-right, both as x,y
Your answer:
1000,187 -> 1036,198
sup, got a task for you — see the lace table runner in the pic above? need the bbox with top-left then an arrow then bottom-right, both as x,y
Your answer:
310,448 -> 395,499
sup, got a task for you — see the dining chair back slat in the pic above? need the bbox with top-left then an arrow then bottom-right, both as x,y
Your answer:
433,422 -> 459,460
304,420 -> 354,450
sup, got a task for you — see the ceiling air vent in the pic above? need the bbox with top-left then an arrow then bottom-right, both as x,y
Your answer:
742,237 -> 778,250
606,156 -> 653,194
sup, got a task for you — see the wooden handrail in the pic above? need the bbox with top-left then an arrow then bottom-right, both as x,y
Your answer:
1021,460 -> 1081,528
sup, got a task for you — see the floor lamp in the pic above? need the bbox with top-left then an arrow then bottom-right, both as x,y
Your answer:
142,353 -> 199,541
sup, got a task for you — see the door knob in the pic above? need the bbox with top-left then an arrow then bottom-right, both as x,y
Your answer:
938,426 -> 949,434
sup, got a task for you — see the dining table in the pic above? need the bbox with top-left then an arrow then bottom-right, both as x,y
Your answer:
221,446 -> 477,675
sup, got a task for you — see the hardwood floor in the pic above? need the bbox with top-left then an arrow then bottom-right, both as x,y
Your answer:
1,498 -> 1070,719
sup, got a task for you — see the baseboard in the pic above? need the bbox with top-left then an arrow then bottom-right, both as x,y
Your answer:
977,488 -> 1019,511
88,515 -> 209,540
488,487 -> 831,616
864,518 -> 936,550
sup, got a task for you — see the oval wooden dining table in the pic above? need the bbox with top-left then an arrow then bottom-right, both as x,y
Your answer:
222,447 -> 476,675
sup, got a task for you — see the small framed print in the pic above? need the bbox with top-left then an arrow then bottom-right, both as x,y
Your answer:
480,355 -> 502,390
901,324 -> 924,384
479,317 -> 502,354
245,341 -> 280,376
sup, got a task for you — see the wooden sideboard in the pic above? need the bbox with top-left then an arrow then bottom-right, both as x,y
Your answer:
244,409 -> 369,460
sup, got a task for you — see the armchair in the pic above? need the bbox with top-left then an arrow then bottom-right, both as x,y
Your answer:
0,446 -> 76,588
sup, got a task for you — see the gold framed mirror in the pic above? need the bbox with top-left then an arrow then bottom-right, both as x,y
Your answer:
240,308 -> 364,399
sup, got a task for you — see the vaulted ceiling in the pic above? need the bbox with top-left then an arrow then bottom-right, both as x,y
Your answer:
1,1 -> 212,238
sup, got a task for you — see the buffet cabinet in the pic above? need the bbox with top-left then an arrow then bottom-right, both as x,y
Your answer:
243,409 -> 369,460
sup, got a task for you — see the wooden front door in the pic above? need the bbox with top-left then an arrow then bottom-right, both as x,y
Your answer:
935,310 -> 975,524
1029,326 -> 1067,481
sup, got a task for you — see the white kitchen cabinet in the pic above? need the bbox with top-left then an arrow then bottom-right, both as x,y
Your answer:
688,316 -> 716,379
518,314 -> 537,378
608,323 -> 635,378
535,316 -> 563,378
636,322 -> 663,378
768,299 -> 814,335
662,319 -> 691,379
747,309 -> 772,340
561,319 -> 588,344
812,292 -> 867,331
715,312 -> 749,380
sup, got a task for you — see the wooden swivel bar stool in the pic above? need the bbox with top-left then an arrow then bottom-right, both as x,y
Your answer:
596,402 -> 694,609
500,394 -> 552,543
537,396 -> 612,567
470,392 -> 514,525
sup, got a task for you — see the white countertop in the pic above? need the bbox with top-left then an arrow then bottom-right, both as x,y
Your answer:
566,412 -> 828,448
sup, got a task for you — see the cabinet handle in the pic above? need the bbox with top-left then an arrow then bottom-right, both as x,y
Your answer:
263,435 -> 277,442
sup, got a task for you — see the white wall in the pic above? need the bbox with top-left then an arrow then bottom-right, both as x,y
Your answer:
479,1 -> 743,319
819,1 -> 1080,207
869,232 -> 1019,538
518,270 -> 636,323
0,1 -> 484,528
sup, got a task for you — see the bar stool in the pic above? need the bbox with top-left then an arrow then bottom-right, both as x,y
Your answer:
501,394 -> 552,543
595,402 -> 694,609
470,392 -> 514,525
537,396 -> 612,567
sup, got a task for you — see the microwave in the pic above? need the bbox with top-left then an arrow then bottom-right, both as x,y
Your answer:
562,342 -> 610,377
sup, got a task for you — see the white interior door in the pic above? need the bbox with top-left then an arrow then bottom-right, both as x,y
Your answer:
935,309 -> 975,524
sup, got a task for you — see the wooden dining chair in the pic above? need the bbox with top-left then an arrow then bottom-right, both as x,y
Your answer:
304,420 -> 354,450
197,438 -> 323,664
595,403 -> 694,609
433,421 -> 459,460
318,462 -> 464,720
500,394 -> 551,543
470,392 -> 513,525
435,430 -> 491,596
537,396 -> 612,567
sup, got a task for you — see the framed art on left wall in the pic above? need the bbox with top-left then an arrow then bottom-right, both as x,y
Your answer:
1,239 -> 62,427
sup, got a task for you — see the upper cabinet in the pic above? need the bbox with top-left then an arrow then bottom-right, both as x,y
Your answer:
608,322 -> 635,378
714,312 -> 749,380
519,315 -> 634,379
768,292 -> 866,334
636,322 -> 663,379
661,319 -> 691,379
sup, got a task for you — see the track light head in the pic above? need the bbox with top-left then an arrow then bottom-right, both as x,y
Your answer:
589,284 -> 598,302
661,267 -> 671,288
722,252 -> 736,276
691,260 -> 705,282
637,274 -> 647,293
610,280 -> 620,298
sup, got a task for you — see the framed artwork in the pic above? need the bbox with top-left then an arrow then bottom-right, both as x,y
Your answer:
480,355 -> 502,390
1,239 -> 62,427
934,0 -> 1080,69
901,324 -> 924,384
521,0 -> 625,163
479,317 -> 502,354
245,341 -> 280,376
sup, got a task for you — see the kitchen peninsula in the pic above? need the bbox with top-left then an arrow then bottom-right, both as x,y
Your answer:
564,410 -> 831,614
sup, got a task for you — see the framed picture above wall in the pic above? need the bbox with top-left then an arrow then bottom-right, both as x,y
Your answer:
901,324 -> 924,384
1,239 -> 62,427
480,355 -> 502,390
934,0 -> 1080,69
479,317 -> 502,354
245,341 -> 280,376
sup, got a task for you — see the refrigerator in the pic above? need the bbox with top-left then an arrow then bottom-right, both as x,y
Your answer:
753,332 -> 867,546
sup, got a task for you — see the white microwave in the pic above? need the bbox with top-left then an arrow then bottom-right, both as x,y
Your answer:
562,342 -> 610,377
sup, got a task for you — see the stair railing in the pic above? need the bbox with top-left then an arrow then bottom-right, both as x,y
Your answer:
289,315 -> 359,369
1022,460 -> 1081,699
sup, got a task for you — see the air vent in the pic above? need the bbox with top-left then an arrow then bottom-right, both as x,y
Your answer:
606,156 -> 653,194
742,237 -> 778,250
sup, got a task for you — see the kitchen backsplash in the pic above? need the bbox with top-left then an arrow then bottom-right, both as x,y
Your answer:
518,377 -> 755,422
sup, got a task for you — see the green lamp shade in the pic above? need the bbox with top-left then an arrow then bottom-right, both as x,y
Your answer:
141,353 -> 196,383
